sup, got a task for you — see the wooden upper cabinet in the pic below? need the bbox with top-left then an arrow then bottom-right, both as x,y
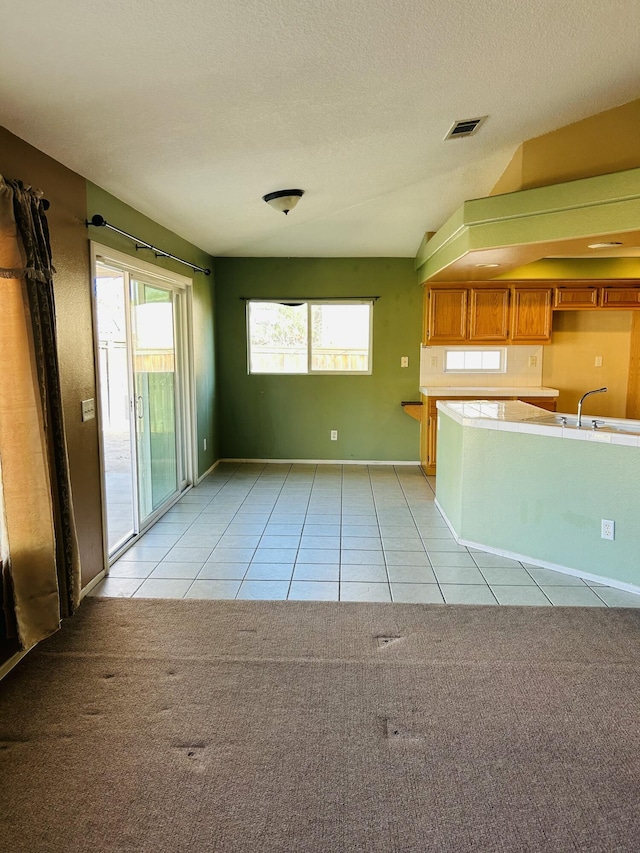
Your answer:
426,288 -> 467,344
422,280 -> 640,348
554,286 -> 599,309
468,287 -> 510,341
424,283 -> 553,345
510,287 -> 553,343
552,281 -> 640,310
600,287 -> 640,308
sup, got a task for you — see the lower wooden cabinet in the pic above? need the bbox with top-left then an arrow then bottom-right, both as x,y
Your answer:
420,396 -> 438,475
518,397 -> 557,412
420,394 -> 557,475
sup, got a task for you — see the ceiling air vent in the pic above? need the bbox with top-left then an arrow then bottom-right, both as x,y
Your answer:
445,116 -> 487,140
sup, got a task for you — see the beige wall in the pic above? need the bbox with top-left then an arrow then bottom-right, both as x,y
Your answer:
492,99 -> 640,195
1,127 -> 104,587
542,311 -> 632,418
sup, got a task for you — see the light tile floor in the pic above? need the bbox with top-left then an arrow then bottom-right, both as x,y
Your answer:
89,462 -> 640,607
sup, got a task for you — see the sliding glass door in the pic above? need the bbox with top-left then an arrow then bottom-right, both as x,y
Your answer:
93,249 -> 193,560
131,279 -> 179,521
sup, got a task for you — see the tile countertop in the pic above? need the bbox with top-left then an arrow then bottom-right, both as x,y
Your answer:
436,400 -> 640,448
420,386 -> 559,397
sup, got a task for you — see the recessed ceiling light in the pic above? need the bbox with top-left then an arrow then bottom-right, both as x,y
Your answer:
476,263 -> 500,268
587,241 -> 623,249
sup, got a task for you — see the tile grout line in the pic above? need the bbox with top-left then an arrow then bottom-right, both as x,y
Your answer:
367,464 -> 393,602
188,474 -> 246,596
240,462 -> 294,599
184,463 -> 256,599
197,462 -> 265,598
285,463 -> 314,600
394,464 -> 445,604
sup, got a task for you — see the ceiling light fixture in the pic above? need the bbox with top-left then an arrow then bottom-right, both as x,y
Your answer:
475,262 -> 500,268
262,189 -> 304,215
587,241 -> 623,249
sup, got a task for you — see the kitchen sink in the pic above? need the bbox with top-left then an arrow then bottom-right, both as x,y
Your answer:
524,413 -> 640,435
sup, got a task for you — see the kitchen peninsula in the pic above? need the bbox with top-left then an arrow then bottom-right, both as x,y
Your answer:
435,400 -> 640,593
420,386 -> 559,474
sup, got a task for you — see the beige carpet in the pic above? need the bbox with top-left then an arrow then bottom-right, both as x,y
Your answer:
1,599 -> 640,852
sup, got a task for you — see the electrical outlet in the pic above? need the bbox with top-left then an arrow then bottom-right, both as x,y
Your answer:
528,356 -> 537,367
601,519 -> 615,540
400,356 -> 409,367
203,438 -> 207,451
595,356 -> 603,367
330,429 -> 338,441
430,356 -> 438,367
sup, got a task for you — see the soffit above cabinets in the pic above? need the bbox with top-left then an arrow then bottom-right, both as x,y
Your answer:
415,167 -> 640,283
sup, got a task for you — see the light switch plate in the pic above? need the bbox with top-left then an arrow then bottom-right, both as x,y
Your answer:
81,398 -> 95,422
400,356 -> 409,367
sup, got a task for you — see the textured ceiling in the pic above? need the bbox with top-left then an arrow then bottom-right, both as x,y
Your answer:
1,0 -> 639,258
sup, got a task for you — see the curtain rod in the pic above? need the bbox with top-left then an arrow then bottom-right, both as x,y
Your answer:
86,214 -> 211,275
239,296 -> 380,301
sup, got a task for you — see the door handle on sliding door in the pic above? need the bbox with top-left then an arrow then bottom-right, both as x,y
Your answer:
136,395 -> 144,419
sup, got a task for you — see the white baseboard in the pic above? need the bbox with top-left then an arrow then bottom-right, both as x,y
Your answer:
80,570 -> 106,600
196,458 -> 221,483
434,499 -> 640,597
219,458 -> 421,466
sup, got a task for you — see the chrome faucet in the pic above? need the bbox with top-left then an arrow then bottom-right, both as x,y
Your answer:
577,387 -> 607,427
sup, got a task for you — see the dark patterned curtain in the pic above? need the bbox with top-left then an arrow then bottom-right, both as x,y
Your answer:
0,175 -> 80,650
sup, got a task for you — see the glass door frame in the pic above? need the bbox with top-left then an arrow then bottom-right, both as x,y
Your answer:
90,242 -> 196,569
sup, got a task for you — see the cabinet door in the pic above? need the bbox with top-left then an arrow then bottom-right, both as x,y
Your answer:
426,288 -> 467,344
554,286 -> 599,309
510,287 -> 552,343
426,398 -> 439,476
419,396 -> 439,476
421,286 -> 429,345
469,288 -> 509,341
419,395 -> 430,475
600,287 -> 640,308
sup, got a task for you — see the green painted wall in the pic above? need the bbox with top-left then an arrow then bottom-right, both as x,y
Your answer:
432,412 -> 463,532
415,167 -> 640,280
436,412 -> 640,586
215,258 -> 421,461
86,183 -> 218,476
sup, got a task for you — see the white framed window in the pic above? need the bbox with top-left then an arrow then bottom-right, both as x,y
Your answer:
443,347 -> 506,373
247,300 -> 373,375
